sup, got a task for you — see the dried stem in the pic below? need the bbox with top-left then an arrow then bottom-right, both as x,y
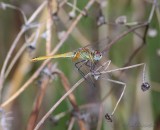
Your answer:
102,22 -> 148,54
67,117 -> 76,130
4,44 -> 27,79
27,1 -> 55,129
0,0 -> 95,109
0,0 -> 157,129
123,43 -> 145,67
0,29 -> 25,101
34,77 -> 85,130
56,71 -> 78,110
0,1 -> 47,102
46,0 -> 55,54
26,76 -> 50,130
34,60 -> 110,129
55,70 -> 86,130
123,0 -> 157,67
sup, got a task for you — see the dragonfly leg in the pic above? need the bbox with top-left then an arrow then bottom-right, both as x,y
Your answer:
84,60 -> 96,72
75,60 -> 87,70
75,60 -> 96,87
92,60 -> 111,80
83,61 -> 100,80
84,61 -> 102,80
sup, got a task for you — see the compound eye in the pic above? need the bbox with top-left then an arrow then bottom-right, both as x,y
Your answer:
95,51 -> 99,54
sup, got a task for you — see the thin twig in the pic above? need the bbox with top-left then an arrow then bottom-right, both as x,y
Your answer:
34,77 -> 85,130
4,44 -> 27,79
148,0 -> 157,23
55,70 -> 86,130
102,22 -> 148,54
27,1 -> 54,129
123,43 -> 145,67
0,1 -> 47,102
0,0 -> 96,109
26,76 -> 50,130
33,60 -> 112,129
46,0 -> 55,54
4,32 -> 35,79
0,29 -> 24,102
55,71 -> 78,110
0,2 -> 27,23
67,117 -> 76,130
156,7 -> 160,28
123,0 -> 157,67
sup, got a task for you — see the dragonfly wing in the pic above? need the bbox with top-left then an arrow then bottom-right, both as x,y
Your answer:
75,60 -> 96,87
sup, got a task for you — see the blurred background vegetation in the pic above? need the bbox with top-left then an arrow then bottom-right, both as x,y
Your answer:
0,0 -> 160,130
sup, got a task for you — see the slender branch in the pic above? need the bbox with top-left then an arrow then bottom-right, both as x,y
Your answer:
123,43 -> 145,67
54,70 -> 86,130
55,71 -> 78,110
0,1 -> 47,102
4,31 -> 35,79
148,0 -> 157,23
27,1 -> 55,129
0,0 -> 95,110
46,0 -> 55,54
0,29 -> 24,102
123,0 -> 157,67
26,76 -> 50,130
34,77 -> 85,130
102,22 -> 148,54
34,59 -> 109,129
67,117 -> 76,130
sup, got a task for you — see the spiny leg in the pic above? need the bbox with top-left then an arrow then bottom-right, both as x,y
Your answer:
84,60 -> 97,84
84,60 -> 95,73
75,60 -> 87,78
75,60 -> 87,70
75,60 -> 96,87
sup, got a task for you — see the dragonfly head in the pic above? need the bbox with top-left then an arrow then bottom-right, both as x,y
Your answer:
93,50 -> 102,61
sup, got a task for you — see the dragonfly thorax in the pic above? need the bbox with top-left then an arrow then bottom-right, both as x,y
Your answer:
93,50 -> 102,61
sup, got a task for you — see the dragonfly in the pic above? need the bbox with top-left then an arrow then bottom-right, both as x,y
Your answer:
32,47 -> 102,62
32,46 -> 103,87
32,43 -> 150,123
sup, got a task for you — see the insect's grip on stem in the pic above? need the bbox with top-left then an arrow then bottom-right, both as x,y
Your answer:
75,60 -> 96,87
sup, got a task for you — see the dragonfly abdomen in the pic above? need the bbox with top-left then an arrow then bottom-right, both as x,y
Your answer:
31,52 -> 74,61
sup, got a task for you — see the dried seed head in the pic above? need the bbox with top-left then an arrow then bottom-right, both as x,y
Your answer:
97,15 -> 106,26
69,11 -> 76,19
105,113 -> 112,122
115,15 -> 127,25
28,45 -> 36,50
148,28 -> 157,38
141,82 -> 150,91
0,2 -> 7,10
